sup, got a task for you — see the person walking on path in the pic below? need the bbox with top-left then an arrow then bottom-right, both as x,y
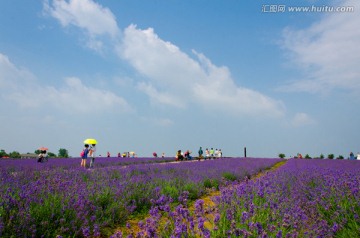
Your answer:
89,144 -> 96,168
81,144 -> 90,168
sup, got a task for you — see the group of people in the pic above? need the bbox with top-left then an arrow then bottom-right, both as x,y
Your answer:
81,144 -> 96,168
200,147 -> 223,158
175,147 -> 223,161
175,150 -> 193,161
349,152 -> 360,160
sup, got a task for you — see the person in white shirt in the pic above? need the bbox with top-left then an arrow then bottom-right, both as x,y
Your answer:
89,144 -> 96,168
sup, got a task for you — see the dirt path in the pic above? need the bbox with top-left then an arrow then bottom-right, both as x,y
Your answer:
113,160 -> 287,237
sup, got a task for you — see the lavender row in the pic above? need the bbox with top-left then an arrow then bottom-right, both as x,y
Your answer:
0,156 -> 176,172
123,159 -> 359,237
0,157 -> 281,237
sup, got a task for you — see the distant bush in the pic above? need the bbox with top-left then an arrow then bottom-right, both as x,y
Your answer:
337,155 -> 344,160
47,152 -> 57,157
320,154 -> 324,159
278,153 -> 286,159
9,151 -> 21,158
328,154 -> 334,159
305,154 -> 312,159
222,172 -> 237,181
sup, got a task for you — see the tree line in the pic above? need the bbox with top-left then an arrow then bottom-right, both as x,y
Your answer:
278,153 -> 345,159
0,148 -> 69,159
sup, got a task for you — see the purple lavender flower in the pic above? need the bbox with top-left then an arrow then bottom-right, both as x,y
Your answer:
197,217 -> 205,231
214,213 -> 220,224
331,222 -> 339,233
81,226 -> 91,238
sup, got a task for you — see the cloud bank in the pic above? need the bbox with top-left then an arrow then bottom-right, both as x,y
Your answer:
44,0 -> 120,52
45,0 -> 285,118
281,0 -> 360,94
0,53 -> 130,114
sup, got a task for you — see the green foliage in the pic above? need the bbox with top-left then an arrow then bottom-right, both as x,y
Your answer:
93,188 -> 114,210
9,151 -> 21,158
203,178 -> 220,190
29,194 -> 75,237
305,154 -> 312,159
222,172 -> 237,181
328,154 -> 334,159
183,183 -> 201,200
278,153 -> 286,159
47,152 -> 56,157
320,154 -> 324,159
337,155 -> 344,160
58,148 -> 69,158
162,184 -> 180,199
0,149 -> 8,157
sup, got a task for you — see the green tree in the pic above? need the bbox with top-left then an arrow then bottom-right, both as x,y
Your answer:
278,153 -> 286,159
320,154 -> 324,159
58,148 -> 69,158
47,152 -> 56,158
34,149 -> 41,155
9,151 -> 21,158
305,154 -> 311,159
328,154 -> 334,159
0,149 -> 8,158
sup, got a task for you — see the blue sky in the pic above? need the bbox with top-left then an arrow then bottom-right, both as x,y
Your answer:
1,0 -> 359,158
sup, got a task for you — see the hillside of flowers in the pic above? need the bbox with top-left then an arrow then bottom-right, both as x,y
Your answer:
0,157 -> 281,237
120,159 -> 360,238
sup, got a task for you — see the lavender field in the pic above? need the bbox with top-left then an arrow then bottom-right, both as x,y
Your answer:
0,157 -> 281,237
120,159 -> 359,238
0,156 -> 176,172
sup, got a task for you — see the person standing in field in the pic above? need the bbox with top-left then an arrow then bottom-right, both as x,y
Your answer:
89,144 -> 96,168
210,148 -> 214,158
215,148 -> 219,158
218,149 -> 222,158
198,146 -> 203,161
176,150 -> 184,161
205,148 -> 210,160
349,152 -> 355,160
37,151 -> 44,163
81,144 -> 90,168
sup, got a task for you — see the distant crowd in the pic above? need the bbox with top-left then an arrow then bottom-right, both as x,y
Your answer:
175,147 -> 223,161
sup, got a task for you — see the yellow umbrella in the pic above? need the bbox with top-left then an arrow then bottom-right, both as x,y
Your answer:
84,138 -> 97,145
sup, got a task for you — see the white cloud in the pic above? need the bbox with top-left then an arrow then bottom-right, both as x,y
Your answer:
281,0 -> 360,93
44,0 -> 285,118
137,82 -> 186,108
0,53 -> 131,114
44,0 -> 120,52
120,24 -> 285,117
291,112 -> 316,127
0,53 -> 36,89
